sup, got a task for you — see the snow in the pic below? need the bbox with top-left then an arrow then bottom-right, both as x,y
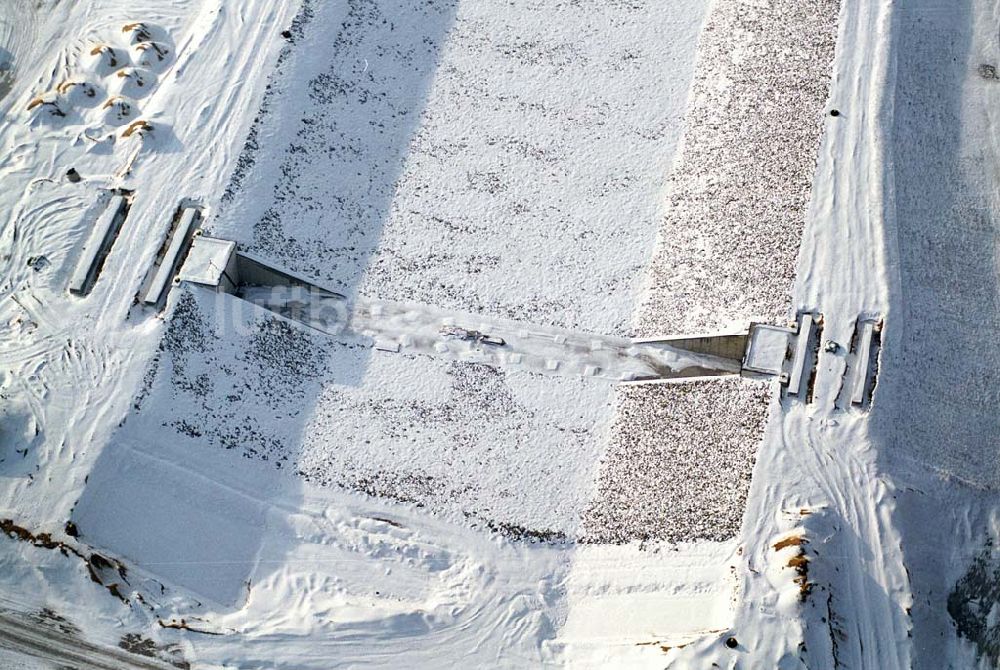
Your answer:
2,0 -> 740,664
73,439 -> 271,606
869,0 -> 1000,665
177,235 -> 234,287
213,0 -> 709,336
554,541 -> 738,668
0,649 -> 52,670
0,0 -> 998,666
873,0 -> 1000,488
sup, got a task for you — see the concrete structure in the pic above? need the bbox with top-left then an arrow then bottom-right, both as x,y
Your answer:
177,237 -> 822,385
67,194 -> 129,296
634,332 -> 749,363
742,323 -> 794,377
177,235 -> 237,292
850,318 -> 881,407
143,207 -> 200,306
233,252 -> 345,298
785,313 -> 818,398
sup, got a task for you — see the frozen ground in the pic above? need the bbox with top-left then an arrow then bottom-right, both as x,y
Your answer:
0,0 -> 765,666
668,0 -> 1000,667
213,0 -> 708,335
1,0 -> 997,667
871,0 -> 1000,666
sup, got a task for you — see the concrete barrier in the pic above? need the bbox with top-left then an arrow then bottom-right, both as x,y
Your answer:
68,194 -> 129,295
850,319 -> 882,407
234,252 -> 346,299
632,332 -> 749,362
785,313 -> 816,398
143,207 -> 199,306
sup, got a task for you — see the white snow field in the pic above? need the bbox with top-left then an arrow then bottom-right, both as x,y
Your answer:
213,0 -> 708,336
1,0 -> 999,668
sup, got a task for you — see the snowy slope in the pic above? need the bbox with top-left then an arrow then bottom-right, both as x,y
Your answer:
1,0 -> 996,667
212,0 -> 708,336
0,0 -> 744,667
667,0 -> 1000,667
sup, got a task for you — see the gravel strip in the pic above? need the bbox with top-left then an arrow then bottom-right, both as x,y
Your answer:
636,0 -> 840,336
584,379 -> 770,544
584,0 -> 841,543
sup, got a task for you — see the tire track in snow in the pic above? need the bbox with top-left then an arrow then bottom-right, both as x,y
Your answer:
0,608 -> 179,670
671,0 -> 912,665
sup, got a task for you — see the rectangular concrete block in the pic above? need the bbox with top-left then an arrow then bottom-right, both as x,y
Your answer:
786,314 -> 814,397
143,208 -> 199,306
68,195 -> 127,296
851,320 -> 875,406
743,323 -> 793,376
179,235 -> 238,291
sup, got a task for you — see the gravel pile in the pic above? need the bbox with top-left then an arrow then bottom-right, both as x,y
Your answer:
142,290 -> 333,469
191,0 -> 840,544
584,0 -> 840,543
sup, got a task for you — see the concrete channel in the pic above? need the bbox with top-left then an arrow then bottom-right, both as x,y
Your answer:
172,237 -> 807,384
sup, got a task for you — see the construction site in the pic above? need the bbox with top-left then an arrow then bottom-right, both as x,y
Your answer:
0,0 -> 997,668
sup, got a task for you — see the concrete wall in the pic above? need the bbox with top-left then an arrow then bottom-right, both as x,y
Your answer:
234,252 -> 345,299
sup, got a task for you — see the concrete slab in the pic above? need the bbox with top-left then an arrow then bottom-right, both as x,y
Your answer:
179,235 -> 237,290
850,319 -> 878,406
786,314 -> 815,397
743,323 -> 793,376
67,194 -> 127,296
143,207 -> 199,306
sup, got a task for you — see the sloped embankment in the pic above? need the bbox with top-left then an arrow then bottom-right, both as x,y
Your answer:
584,0 -> 841,543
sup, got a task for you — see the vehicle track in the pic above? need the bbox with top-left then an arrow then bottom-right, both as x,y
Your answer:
0,608 -> 180,670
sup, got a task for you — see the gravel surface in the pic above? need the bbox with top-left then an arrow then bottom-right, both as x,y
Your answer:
212,0 -> 708,336
186,0 -> 840,544
584,379 -> 770,544
584,0 -> 840,543
636,0 -> 840,336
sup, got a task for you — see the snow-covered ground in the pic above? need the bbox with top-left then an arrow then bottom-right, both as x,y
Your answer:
213,0 -> 708,336
666,0 -> 1000,667
0,0 -> 747,666
874,0 -> 1000,666
584,0 -> 840,551
1,0 -> 998,667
